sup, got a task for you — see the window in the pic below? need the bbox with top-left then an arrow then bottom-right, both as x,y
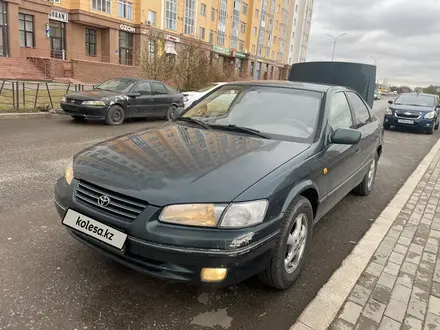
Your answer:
294,18 -> 296,26
184,0 -> 196,34
209,30 -> 214,43
290,44 -> 293,52
217,0 -> 227,45
329,92 -> 353,130
211,7 -> 215,21
166,0 -> 177,30
147,10 -> 157,26
148,39 -> 156,60
295,4 -> 298,12
151,82 -> 168,95
118,0 -> 132,20
19,13 -> 34,48
276,20 -> 279,29
242,2 -> 248,14
255,8 -> 259,17
240,22 -> 246,33
239,40 -> 244,51
133,82 -> 152,95
253,27 -> 257,36
92,0 -> 111,13
201,3 -> 206,16
85,28 -> 96,56
272,51 -> 275,59
277,4 -> 280,12
119,31 -> 133,65
199,27 -> 205,40
251,44 -> 255,53
346,92 -> 371,126
292,31 -> 295,39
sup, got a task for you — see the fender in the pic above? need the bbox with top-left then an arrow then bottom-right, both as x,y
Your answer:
281,179 -> 320,214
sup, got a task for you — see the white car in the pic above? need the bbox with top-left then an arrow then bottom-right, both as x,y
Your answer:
183,82 -> 227,108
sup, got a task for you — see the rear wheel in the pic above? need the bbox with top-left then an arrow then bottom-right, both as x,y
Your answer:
167,105 -> 178,121
105,105 -> 125,126
258,196 -> 313,289
353,155 -> 377,196
435,120 -> 439,130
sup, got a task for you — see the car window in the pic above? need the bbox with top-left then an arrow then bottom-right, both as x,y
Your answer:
329,92 -> 353,130
346,92 -> 371,126
151,82 -> 168,95
182,85 -> 322,142
95,78 -> 136,92
394,94 -> 435,107
133,82 -> 151,95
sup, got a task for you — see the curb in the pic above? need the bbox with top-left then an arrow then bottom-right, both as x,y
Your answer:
290,137 -> 440,330
0,109 -> 65,120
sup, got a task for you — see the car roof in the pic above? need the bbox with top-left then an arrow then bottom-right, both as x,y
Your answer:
223,80 -> 344,92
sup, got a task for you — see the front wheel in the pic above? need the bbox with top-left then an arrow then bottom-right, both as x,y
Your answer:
426,125 -> 435,135
383,123 -> 390,130
105,105 -> 125,126
353,156 -> 377,196
258,196 -> 313,289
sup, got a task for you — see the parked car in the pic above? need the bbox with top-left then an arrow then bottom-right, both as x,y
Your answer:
60,78 -> 184,125
182,82 -> 226,108
55,80 -> 383,289
384,92 -> 440,134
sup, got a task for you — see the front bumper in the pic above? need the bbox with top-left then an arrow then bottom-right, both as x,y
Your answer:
54,178 -> 280,286
384,114 -> 435,130
60,102 -> 108,120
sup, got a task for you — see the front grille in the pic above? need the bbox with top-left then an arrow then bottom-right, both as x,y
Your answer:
395,111 -> 420,119
66,98 -> 83,105
75,181 -> 148,221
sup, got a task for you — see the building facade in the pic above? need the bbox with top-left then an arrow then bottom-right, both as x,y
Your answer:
286,0 -> 312,65
0,0 -> 313,82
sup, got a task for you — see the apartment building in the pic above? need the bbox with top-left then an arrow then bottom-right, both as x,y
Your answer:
0,0 -> 312,82
286,0 -> 312,65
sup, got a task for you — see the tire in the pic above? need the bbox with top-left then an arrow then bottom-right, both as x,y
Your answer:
258,196 -> 313,289
426,125 -> 435,135
105,105 -> 125,126
383,123 -> 390,130
167,105 -> 178,121
71,116 -> 85,123
353,155 -> 377,196
435,120 -> 439,130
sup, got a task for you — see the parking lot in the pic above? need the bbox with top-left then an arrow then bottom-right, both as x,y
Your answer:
1,98 -> 439,330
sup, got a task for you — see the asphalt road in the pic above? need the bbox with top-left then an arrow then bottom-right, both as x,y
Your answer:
0,99 -> 438,330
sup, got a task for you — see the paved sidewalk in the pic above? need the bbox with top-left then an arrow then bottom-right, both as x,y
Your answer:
291,139 -> 440,330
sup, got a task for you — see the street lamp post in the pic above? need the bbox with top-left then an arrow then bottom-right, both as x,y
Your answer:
371,56 -> 383,84
326,33 -> 347,61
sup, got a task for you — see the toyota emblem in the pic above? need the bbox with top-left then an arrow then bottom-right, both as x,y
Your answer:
97,195 -> 111,207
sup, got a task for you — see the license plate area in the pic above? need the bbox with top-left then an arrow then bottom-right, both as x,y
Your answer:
397,119 -> 414,124
62,209 -> 127,249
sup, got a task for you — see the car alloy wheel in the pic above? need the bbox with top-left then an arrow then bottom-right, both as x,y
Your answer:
284,213 -> 308,274
366,160 -> 376,191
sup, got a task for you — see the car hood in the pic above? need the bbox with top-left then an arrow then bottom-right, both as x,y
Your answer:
391,104 -> 434,114
72,124 -> 311,206
66,90 -> 126,101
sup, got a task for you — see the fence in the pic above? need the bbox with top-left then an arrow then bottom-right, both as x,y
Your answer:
0,80 -> 95,113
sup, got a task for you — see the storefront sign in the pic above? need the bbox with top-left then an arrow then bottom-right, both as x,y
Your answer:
165,34 -> 180,43
211,45 -> 231,57
120,24 -> 135,33
235,52 -> 247,59
49,9 -> 68,23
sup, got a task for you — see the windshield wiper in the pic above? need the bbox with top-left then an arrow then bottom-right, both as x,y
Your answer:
210,124 -> 270,139
175,117 -> 211,129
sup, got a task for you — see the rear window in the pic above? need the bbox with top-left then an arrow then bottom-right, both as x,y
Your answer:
395,94 -> 435,107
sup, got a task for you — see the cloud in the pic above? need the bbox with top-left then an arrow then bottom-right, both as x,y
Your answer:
306,0 -> 440,87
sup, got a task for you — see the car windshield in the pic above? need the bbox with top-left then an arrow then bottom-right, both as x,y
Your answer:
196,83 -> 220,93
394,94 -> 435,107
182,85 -> 322,142
95,79 -> 136,93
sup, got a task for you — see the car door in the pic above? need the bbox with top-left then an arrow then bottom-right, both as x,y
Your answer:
130,81 -> 154,117
151,82 -> 172,116
324,91 -> 360,206
345,91 -> 378,173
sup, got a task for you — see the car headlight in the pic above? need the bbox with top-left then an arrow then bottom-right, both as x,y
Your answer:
425,111 -> 436,120
61,96 -> 66,102
159,200 -> 268,228
385,108 -> 392,115
82,100 -> 106,106
65,158 -> 74,185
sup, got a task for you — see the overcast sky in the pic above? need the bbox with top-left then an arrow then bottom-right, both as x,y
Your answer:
306,0 -> 440,87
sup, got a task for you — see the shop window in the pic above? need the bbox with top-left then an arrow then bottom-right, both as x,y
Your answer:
118,0 -> 132,20
92,0 -> 111,13
147,10 -> 157,26
165,0 -> 177,30
19,13 -> 34,48
85,28 -> 96,56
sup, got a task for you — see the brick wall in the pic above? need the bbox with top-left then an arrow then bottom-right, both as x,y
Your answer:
71,60 -> 141,84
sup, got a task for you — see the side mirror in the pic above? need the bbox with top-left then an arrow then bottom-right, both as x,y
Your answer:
127,92 -> 141,98
331,128 -> 361,145
388,100 -> 393,105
